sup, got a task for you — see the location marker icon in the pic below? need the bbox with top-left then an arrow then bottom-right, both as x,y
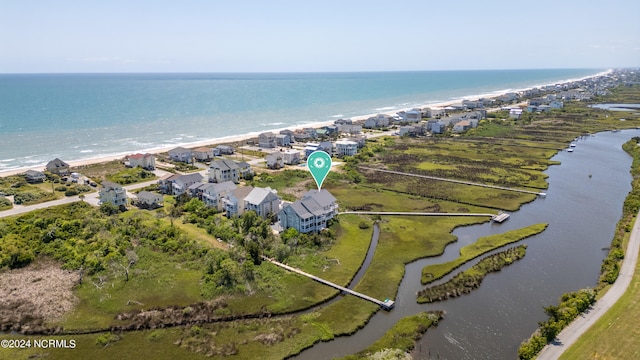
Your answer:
307,151 -> 332,191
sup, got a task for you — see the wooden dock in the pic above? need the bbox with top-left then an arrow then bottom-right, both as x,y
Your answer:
491,212 -> 510,223
339,211 -> 495,218
263,257 -> 395,310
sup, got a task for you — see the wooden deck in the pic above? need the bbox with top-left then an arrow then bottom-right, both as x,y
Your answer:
263,257 -> 395,310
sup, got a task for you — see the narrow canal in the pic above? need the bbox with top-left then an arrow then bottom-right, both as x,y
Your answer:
297,129 -> 637,359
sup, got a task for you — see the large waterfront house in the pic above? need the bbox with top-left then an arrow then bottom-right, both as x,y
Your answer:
193,147 -> 215,162
278,189 -> 338,234
99,181 -> 127,207
209,159 -> 240,183
128,153 -> 155,170
275,133 -> 291,147
364,114 -> 391,129
216,145 -> 234,155
259,132 -> 277,148
168,147 -> 193,163
46,158 -> 70,176
243,187 -> 281,219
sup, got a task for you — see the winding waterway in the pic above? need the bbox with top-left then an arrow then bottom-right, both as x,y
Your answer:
298,129 -> 637,359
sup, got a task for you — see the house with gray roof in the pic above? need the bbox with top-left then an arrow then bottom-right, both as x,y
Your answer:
168,147 -> 193,163
46,158 -> 70,176
135,191 -> 163,209
158,173 -> 203,195
209,159 -> 240,183
244,187 -> 280,219
278,189 -> 338,233
23,170 -> 46,183
196,181 -> 237,210
223,186 -> 254,218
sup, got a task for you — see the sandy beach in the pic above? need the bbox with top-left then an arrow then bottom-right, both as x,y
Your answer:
0,70 -> 611,179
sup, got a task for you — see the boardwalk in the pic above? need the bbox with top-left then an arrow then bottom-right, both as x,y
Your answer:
339,211 -> 495,218
359,166 -> 546,196
263,256 -> 395,310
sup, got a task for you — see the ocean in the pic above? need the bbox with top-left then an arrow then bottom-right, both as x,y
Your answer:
0,69 -> 604,172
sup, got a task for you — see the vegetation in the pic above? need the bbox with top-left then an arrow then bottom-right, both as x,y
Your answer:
0,196 -> 11,210
339,311 -> 444,360
106,167 -> 156,185
517,289 -> 596,360
417,245 -> 527,303
0,175 -> 59,205
421,223 -> 548,284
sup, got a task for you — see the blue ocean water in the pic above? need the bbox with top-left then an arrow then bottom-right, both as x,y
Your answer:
0,69 -> 603,171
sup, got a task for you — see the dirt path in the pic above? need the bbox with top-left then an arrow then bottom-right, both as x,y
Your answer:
536,209 -> 640,359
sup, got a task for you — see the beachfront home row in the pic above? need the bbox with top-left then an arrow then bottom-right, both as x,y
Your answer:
278,189 -> 338,234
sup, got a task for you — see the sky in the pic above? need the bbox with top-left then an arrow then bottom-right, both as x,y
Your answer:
1,0 -> 639,73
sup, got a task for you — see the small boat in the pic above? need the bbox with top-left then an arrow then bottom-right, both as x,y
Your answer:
570,143 -> 577,147
567,148 -> 574,152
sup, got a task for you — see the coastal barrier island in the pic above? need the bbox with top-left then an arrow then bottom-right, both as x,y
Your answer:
1,70 -> 640,359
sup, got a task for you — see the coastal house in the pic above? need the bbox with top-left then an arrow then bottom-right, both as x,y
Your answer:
509,108 -> 523,119
293,131 -> 311,142
223,186 -> 254,218
193,147 -> 215,162
99,181 -> 127,207
157,173 -> 203,195
243,187 -> 281,219
334,118 -> 352,125
549,100 -> 564,109
174,173 -> 204,196
275,133 -> 291,147
335,139 -> 358,157
364,114 -> 390,129
237,161 -> 253,179
23,170 -> 46,184
259,132 -> 278,148
46,158 -> 70,176
135,191 -> 163,209
283,149 -> 301,165
216,145 -> 234,155
278,189 -> 338,234
201,181 -> 236,209
128,153 -> 155,170
430,107 -> 446,118
399,126 -> 416,137
209,159 -> 240,183
453,120 -> 472,133
304,143 -> 320,158
168,147 -> 193,163
337,124 -> 362,135
266,152 -> 285,169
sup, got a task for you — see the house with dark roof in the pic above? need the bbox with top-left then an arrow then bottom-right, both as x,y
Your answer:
198,181 -> 237,210
46,158 -> 70,176
209,159 -> 240,183
157,173 -> 203,195
168,147 -> 193,163
278,189 -> 338,233
23,170 -> 46,184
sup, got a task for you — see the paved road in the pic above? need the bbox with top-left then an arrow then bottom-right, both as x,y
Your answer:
536,209 -> 640,359
0,170 -> 171,219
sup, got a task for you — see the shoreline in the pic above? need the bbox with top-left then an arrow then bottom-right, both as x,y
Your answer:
0,69 -> 611,178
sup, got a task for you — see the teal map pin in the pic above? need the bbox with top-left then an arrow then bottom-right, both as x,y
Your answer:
307,151 -> 332,190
